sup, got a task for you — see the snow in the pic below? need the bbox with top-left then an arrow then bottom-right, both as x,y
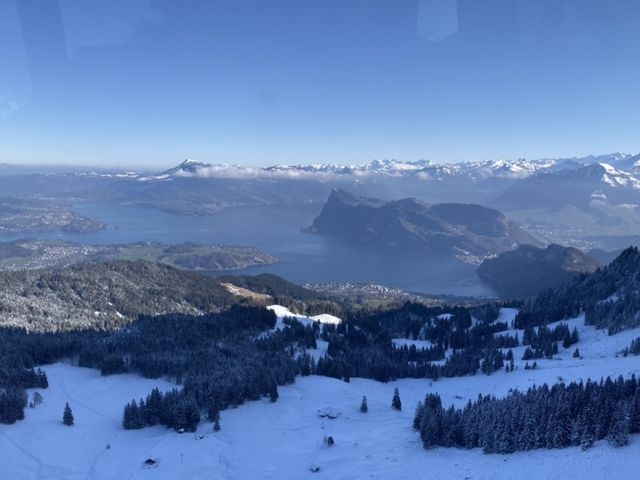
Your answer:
598,293 -> 620,304
2,306 -> 640,479
308,339 -> 329,362
392,338 -> 433,350
2,356 -> 640,480
140,157 -> 589,183
267,305 -> 342,330
496,307 -> 518,325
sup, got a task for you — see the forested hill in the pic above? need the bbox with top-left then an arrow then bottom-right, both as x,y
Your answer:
0,261 -> 239,331
477,244 -> 600,298
0,261 -> 337,332
516,246 -> 640,333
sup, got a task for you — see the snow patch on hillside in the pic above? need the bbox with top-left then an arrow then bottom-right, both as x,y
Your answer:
392,338 -> 434,350
267,305 -> 341,330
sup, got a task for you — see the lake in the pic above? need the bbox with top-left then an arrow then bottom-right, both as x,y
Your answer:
0,202 -> 494,297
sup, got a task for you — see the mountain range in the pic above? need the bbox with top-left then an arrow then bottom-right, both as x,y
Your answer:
134,153 -> 640,182
2,153 -> 640,248
495,162 -> 640,210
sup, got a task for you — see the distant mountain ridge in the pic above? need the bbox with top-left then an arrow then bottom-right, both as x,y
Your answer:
477,244 -> 601,298
131,153 -> 640,182
66,153 -> 639,183
495,162 -> 640,210
305,189 -> 539,262
2,154 -> 640,242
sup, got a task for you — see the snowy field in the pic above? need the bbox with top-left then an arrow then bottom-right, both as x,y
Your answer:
267,304 -> 342,329
1,309 -> 640,479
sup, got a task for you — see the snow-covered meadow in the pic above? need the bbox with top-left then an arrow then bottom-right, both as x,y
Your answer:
1,308 -> 640,479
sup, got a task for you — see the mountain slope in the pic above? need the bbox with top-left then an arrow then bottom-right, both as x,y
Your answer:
495,162 -> 640,210
0,261 -> 239,331
477,244 -> 600,298
517,246 -> 640,333
493,163 -> 640,247
0,261 -> 334,332
306,189 -> 539,261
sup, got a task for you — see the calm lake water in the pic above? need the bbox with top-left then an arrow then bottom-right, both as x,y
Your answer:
0,202 -> 493,297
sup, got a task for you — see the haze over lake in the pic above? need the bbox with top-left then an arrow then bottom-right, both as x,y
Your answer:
0,202 -> 492,297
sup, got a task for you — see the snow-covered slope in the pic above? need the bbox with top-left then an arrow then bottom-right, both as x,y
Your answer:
267,304 -> 341,329
2,306 -> 640,479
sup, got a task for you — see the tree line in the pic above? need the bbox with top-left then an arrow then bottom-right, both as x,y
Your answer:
413,375 -> 640,453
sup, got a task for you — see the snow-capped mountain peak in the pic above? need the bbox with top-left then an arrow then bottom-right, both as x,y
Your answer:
162,158 -> 215,176
136,153 -> 640,184
568,162 -> 640,189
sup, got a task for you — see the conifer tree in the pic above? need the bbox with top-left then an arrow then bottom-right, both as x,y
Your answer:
631,389 -> 640,433
269,384 -> 279,403
412,401 -> 423,430
63,403 -> 74,426
392,388 -> 402,411
360,395 -> 368,413
607,401 -> 630,447
570,327 -> 579,345
578,412 -> 594,451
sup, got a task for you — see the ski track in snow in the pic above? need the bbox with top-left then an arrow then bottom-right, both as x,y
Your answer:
1,308 -> 640,479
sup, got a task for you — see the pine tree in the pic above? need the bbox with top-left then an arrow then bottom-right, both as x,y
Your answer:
419,394 -> 443,448
631,388 -> 640,434
607,401 -> 630,447
213,418 -> 221,432
495,424 -> 515,454
137,398 -> 147,428
360,395 -> 368,413
391,388 -> 402,411
269,384 -> 279,403
123,401 -> 134,429
578,412 -> 594,451
570,327 -> 579,345
208,403 -> 220,422
63,403 -> 74,426
412,401 -> 424,430
552,404 -> 572,448
145,388 -> 162,426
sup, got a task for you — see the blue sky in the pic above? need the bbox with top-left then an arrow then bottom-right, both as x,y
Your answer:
1,0 -> 639,168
